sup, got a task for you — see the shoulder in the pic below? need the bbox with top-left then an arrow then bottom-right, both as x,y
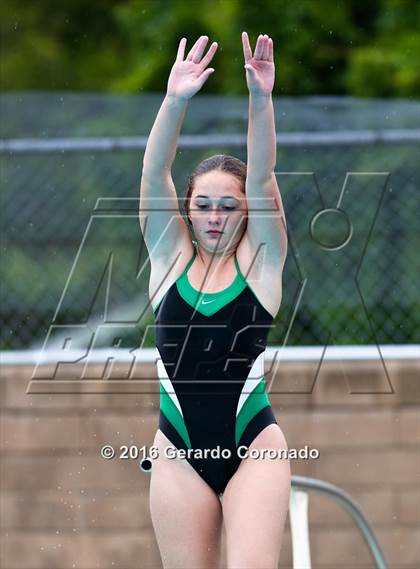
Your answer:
235,237 -> 284,318
149,238 -> 195,311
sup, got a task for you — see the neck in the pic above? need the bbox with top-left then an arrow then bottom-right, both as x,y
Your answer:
194,240 -> 236,270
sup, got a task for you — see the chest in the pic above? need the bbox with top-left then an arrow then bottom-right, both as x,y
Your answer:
155,286 -> 274,379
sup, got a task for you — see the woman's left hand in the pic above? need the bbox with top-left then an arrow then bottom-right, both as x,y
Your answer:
242,32 -> 275,96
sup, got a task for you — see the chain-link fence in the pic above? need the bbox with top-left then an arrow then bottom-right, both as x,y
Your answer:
1,94 -> 419,350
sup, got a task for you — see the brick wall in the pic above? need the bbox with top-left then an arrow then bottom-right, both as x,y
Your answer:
1,357 -> 419,569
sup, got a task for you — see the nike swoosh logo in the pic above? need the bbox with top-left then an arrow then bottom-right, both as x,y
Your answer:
201,299 -> 215,304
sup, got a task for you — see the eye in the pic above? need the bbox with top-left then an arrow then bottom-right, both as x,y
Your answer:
195,204 -> 236,211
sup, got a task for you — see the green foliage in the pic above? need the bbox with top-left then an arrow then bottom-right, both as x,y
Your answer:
345,0 -> 420,97
1,0 -> 419,96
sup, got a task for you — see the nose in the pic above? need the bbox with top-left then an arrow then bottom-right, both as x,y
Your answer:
208,208 -> 222,226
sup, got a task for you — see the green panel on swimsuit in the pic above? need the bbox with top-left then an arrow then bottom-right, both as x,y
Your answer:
176,258 -> 247,317
176,272 -> 247,316
159,381 -> 192,449
235,378 -> 271,447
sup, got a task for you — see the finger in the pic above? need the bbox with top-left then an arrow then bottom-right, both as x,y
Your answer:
176,37 -> 187,61
186,35 -> 204,61
192,35 -> 209,63
241,31 -> 252,63
244,64 -> 257,80
254,34 -> 264,59
268,37 -> 274,62
200,41 -> 218,69
262,35 -> 269,60
196,67 -> 215,88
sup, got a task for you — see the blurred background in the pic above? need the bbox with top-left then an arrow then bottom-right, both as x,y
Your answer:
1,1 -> 419,568
1,0 -> 419,349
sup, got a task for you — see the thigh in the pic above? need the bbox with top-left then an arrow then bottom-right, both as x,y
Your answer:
149,429 -> 223,569
222,424 -> 291,569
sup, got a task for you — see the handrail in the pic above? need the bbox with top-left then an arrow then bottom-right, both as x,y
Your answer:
291,475 -> 388,569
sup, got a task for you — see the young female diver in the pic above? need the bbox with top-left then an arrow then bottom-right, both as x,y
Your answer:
139,32 -> 290,569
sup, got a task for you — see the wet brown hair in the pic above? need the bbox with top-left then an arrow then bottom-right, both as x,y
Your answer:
183,154 -> 247,232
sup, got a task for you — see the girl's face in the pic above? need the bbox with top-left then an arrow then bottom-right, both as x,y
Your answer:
188,170 -> 248,252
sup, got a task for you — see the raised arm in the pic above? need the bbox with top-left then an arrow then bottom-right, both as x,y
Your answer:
241,32 -> 287,268
243,33 -> 276,181
139,36 -> 218,264
142,36 -> 217,179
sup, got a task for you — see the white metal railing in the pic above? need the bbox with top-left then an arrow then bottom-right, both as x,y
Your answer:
289,475 -> 388,568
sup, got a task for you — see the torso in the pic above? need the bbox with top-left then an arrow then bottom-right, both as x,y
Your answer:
151,239 -> 280,495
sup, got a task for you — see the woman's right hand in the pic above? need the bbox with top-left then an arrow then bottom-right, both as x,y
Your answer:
167,36 -> 218,100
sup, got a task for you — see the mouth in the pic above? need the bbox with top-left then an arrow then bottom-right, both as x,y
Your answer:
206,230 -> 223,236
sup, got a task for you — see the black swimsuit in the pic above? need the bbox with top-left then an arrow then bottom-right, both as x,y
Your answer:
153,241 -> 278,496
